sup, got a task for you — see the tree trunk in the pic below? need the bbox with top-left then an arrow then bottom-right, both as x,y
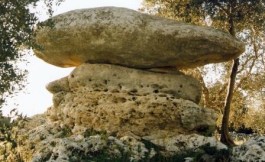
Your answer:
220,58 -> 239,147
220,14 -> 238,147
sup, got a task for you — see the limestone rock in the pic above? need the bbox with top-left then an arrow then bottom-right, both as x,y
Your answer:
145,134 -> 227,155
12,118 -> 265,162
7,120 -> 226,162
13,121 -> 149,162
45,63 -> 217,137
34,7 -> 245,69
47,63 -> 202,103
232,136 -> 265,161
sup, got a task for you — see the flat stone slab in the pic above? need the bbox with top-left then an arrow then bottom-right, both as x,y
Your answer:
34,7 -> 245,69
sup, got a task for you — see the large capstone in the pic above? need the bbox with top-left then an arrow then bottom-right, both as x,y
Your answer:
34,7 -> 245,69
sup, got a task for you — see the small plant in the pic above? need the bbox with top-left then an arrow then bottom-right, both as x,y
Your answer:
58,125 -> 72,138
0,108 -> 28,161
83,128 -> 107,138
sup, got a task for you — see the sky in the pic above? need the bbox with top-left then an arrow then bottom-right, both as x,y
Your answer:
3,0 -> 143,116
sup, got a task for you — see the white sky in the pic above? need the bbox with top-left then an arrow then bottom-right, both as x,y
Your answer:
3,0 -> 143,116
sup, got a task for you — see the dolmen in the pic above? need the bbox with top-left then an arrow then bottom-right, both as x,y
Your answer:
35,6 -> 244,137
8,7 -> 246,161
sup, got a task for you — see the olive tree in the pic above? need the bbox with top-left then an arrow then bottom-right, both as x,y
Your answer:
142,0 -> 265,146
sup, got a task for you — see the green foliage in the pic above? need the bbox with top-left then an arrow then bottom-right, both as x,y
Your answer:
0,0 -> 34,107
141,0 -> 203,24
143,0 -> 265,31
0,109 -> 27,161
83,128 -> 108,138
58,125 -> 72,138
0,0 -> 64,160
243,108 -> 265,134
0,109 -> 27,145
0,0 -> 64,108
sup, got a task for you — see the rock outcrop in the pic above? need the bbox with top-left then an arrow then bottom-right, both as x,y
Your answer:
2,115 -> 228,162
34,7 -> 244,68
47,64 -> 202,103
46,64 -> 216,138
1,7 -> 250,162
232,136 -> 265,161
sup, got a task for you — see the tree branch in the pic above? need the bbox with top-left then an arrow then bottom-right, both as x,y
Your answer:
235,58 -> 256,91
215,2 -> 229,15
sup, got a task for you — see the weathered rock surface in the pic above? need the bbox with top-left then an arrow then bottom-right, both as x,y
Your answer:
3,116 -> 265,162
232,136 -> 265,161
1,115 -> 227,162
144,134 -> 227,155
2,113 -> 264,162
47,63 -> 202,103
34,7 -> 245,68
46,63 -> 216,137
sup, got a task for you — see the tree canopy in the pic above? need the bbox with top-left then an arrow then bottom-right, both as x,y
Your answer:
0,0 -> 64,157
0,0 -> 64,112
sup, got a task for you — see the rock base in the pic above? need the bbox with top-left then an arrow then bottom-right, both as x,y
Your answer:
0,115 -> 227,162
46,64 -> 216,137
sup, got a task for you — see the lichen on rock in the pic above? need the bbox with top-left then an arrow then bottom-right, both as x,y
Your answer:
45,63 -> 217,138
232,136 -> 265,161
34,7 -> 244,69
